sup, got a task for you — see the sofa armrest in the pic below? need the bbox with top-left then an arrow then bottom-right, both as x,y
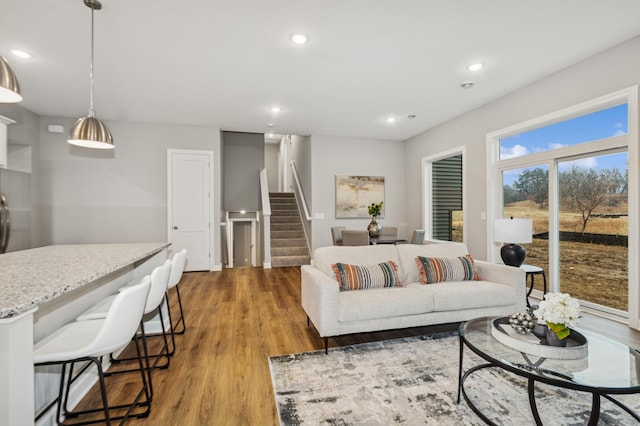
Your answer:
301,265 -> 340,337
474,260 -> 527,311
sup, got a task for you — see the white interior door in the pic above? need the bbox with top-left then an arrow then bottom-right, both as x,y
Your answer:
168,149 -> 213,271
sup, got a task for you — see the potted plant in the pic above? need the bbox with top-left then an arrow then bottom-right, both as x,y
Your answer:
367,201 -> 383,237
533,292 -> 581,346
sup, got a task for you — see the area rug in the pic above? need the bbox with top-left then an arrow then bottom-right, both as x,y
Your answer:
269,333 -> 640,425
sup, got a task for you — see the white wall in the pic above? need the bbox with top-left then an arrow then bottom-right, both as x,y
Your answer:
310,134 -> 404,249
404,35 -> 640,260
37,116 -> 222,264
290,134 -> 311,201
265,142 -> 279,191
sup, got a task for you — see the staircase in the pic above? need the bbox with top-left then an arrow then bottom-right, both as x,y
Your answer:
270,192 -> 310,267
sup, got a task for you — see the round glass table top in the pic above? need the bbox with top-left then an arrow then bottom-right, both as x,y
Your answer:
461,317 -> 640,392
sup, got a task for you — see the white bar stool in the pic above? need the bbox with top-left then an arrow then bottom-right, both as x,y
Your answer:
76,259 -> 172,397
34,278 -> 151,425
167,248 -> 188,336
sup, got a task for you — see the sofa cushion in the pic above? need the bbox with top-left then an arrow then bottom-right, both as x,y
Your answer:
396,242 -> 470,284
332,261 -> 401,291
338,286 -> 435,322
313,245 -> 404,281
416,255 -> 479,284
410,281 -> 515,312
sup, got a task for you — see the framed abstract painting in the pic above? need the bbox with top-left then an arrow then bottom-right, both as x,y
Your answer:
335,175 -> 385,218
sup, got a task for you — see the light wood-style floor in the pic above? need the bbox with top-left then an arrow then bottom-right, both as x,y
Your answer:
72,266 -> 640,425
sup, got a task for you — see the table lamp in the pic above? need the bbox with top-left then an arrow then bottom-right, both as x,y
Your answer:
494,217 -> 532,267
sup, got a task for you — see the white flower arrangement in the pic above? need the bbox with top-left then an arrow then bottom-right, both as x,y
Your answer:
534,292 -> 581,340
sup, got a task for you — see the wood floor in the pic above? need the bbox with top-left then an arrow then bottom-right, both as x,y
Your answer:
71,266 -> 640,425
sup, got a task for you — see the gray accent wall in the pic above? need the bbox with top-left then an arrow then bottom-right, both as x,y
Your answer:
404,35 -> 640,260
222,131 -> 264,212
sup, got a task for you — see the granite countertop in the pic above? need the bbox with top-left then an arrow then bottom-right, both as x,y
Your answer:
0,242 -> 170,319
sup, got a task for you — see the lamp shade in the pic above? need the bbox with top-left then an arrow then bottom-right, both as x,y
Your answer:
68,116 -> 114,149
0,56 -> 22,103
494,217 -> 532,244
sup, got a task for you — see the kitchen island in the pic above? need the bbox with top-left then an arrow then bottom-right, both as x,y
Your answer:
0,242 -> 170,425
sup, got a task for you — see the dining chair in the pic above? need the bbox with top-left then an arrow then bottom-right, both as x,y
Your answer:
341,230 -> 370,246
331,226 -> 345,246
380,226 -> 398,239
411,229 -> 425,244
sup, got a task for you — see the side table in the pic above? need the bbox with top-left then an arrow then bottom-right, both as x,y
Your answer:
521,264 -> 547,308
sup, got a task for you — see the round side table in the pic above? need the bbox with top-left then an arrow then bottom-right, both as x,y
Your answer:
520,264 -> 547,308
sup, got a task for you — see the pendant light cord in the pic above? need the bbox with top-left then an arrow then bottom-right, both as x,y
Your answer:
89,4 -> 95,117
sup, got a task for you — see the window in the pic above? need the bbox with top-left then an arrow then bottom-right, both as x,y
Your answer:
488,87 -> 638,327
423,148 -> 464,242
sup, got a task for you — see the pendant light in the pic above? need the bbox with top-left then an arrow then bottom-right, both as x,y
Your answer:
68,0 -> 114,149
0,55 -> 22,103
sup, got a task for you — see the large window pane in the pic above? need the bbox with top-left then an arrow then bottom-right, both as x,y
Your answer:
503,165 -> 549,294
557,152 -> 628,311
500,104 -> 628,160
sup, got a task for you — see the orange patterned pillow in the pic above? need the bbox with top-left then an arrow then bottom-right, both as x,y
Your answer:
331,261 -> 401,291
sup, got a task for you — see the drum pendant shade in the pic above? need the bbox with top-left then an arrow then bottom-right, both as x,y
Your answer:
0,56 -> 22,103
68,115 -> 114,149
68,0 -> 114,149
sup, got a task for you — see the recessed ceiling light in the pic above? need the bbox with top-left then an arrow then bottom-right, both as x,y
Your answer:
266,123 -> 275,127
291,34 -> 307,44
271,106 -> 281,113
386,117 -> 396,124
460,81 -> 475,89
468,63 -> 483,71
11,49 -> 32,59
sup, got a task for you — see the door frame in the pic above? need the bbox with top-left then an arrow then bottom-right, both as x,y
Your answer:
167,148 -> 215,271
226,217 -> 257,268
421,145 -> 466,242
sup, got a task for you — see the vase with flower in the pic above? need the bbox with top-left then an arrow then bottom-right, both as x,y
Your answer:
367,201 -> 383,237
533,292 -> 581,347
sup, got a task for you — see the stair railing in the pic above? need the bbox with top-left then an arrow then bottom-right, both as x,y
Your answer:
260,168 -> 272,268
290,161 -> 312,254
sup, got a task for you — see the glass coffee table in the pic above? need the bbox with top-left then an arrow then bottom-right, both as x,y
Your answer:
458,317 -> 640,425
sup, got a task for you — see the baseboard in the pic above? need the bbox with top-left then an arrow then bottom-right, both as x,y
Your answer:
263,262 -> 272,269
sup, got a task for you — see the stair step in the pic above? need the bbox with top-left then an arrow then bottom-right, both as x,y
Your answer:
271,238 -> 306,248
271,201 -> 297,208
269,192 -> 295,198
271,208 -> 299,214
271,223 -> 303,232
271,255 -> 311,267
271,216 -> 301,223
271,230 -> 305,239
272,246 -> 309,256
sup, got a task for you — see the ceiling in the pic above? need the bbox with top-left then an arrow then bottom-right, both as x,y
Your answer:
2,0 -> 640,141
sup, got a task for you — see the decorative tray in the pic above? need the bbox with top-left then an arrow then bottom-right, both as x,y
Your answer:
491,317 -> 588,360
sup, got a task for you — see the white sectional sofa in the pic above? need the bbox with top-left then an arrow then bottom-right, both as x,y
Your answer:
301,241 -> 526,352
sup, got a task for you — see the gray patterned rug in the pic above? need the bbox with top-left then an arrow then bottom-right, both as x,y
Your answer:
269,333 -> 640,425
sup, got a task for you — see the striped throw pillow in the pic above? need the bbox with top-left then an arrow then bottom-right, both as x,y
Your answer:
332,261 -> 401,291
415,255 -> 479,284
